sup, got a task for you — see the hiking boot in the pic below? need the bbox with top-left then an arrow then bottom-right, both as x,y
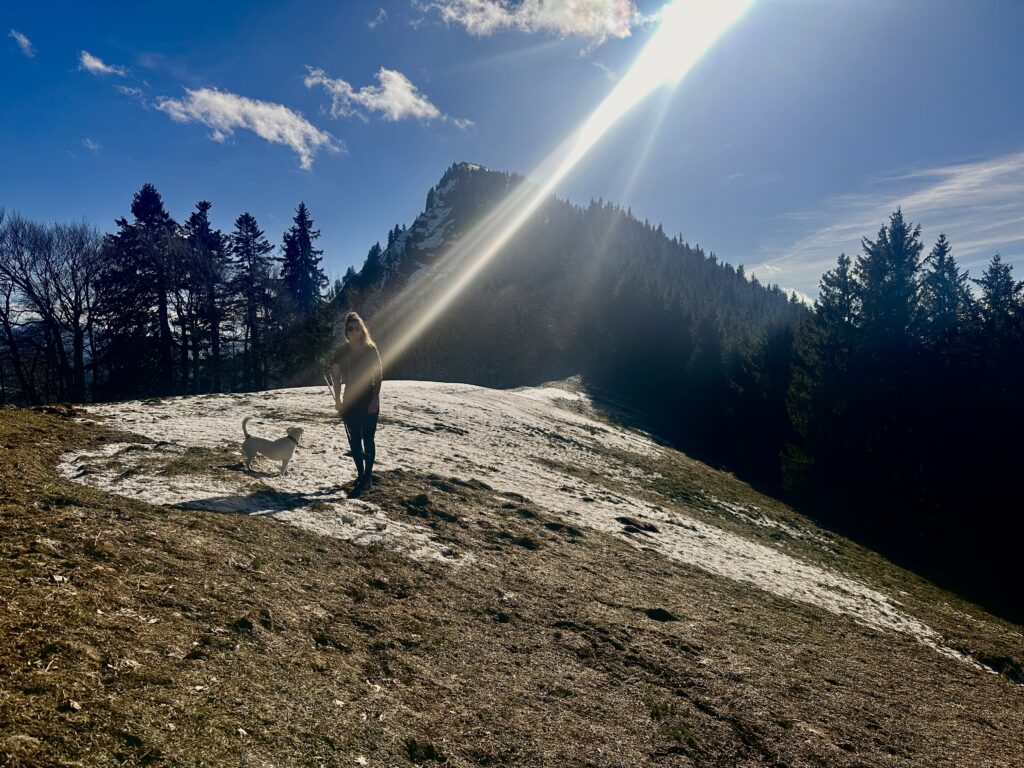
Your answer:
348,475 -> 366,499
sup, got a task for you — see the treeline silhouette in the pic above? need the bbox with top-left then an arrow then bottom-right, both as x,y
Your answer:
0,184 -> 336,404
588,207 -> 1023,619
2,165 -> 1021,618
784,211 -> 1023,619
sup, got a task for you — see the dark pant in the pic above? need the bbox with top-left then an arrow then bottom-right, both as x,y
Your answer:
343,410 -> 378,479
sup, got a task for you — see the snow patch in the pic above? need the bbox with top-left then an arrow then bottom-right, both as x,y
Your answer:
406,262 -> 428,281
706,495 -> 831,546
510,386 -> 585,404
61,381 -> 976,668
416,203 -> 452,243
418,227 -> 448,250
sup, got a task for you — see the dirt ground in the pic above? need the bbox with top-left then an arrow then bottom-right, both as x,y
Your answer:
2,406 -> 1023,767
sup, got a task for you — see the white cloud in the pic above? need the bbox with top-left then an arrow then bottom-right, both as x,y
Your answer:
368,7 -> 388,29
79,50 -> 126,76
9,29 -> 34,58
81,138 -> 101,152
416,0 -> 641,44
752,151 -> 1024,298
156,87 -> 340,170
116,85 -> 145,99
305,66 -> 471,126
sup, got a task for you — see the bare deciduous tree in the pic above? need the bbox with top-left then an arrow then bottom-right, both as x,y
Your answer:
0,210 -> 102,402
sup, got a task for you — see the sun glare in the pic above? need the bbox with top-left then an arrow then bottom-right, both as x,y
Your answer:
374,0 -> 755,374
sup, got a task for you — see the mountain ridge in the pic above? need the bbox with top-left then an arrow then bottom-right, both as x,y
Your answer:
336,161 -> 805,395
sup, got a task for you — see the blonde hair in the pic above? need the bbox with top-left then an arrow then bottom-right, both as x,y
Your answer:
344,311 -> 377,348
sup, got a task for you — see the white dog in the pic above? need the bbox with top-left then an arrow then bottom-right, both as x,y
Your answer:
241,417 -> 303,475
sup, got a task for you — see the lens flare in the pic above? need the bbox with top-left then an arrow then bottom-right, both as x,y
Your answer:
369,0 -> 755,378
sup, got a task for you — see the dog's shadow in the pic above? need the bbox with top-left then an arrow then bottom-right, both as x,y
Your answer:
221,461 -> 287,479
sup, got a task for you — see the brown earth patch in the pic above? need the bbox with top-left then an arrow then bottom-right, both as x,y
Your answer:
1,407 -> 1023,766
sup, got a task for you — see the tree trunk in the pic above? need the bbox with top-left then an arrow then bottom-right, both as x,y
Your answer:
242,324 -> 251,391
192,337 -> 201,393
189,318 -> 201,393
86,312 -> 99,401
247,295 -> 258,390
252,324 -> 262,390
211,315 -> 221,392
156,262 -> 174,394
179,323 -> 190,395
72,325 -> 86,402
0,304 -> 37,404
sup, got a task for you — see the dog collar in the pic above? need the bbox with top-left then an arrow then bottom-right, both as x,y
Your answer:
286,435 -> 299,445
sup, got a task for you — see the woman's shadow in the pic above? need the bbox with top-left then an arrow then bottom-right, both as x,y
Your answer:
177,461 -> 351,515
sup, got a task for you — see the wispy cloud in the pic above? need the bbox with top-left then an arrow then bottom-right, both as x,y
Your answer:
9,29 -> 34,58
592,60 -> 616,81
116,85 -> 146,100
79,50 -> 126,76
156,87 -> 340,170
724,170 -> 785,186
304,66 -> 472,127
367,7 -> 388,29
415,0 -> 642,45
81,138 -> 101,152
752,151 -> 1024,297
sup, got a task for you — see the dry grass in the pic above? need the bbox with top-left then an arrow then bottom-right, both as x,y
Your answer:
1,406 -> 1023,767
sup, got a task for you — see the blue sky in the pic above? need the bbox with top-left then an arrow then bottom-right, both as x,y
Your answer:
3,0 -> 1023,299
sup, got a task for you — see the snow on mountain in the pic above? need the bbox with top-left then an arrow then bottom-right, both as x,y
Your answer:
61,380 -> 986,669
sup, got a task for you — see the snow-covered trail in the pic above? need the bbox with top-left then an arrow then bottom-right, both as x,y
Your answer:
60,381 -> 971,665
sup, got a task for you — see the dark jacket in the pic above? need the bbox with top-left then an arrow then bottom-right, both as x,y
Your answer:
333,342 -> 382,416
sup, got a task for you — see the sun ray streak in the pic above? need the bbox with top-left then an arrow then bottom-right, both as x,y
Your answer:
369,0 -> 755,378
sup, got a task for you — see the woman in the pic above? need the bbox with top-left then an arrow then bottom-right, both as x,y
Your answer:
330,312 -> 383,497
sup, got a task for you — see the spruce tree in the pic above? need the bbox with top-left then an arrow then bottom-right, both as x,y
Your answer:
229,212 -> 275,390
327,276 -> 344,302
973,253 -> 1021,333
362,242 -> 384,285
279,202 -> 326,316
95,183 -> 180,397
854,208 -> 923,353
852,210 -> 925,523
814,253 -> 857,357
920,233 -> 972,349
784,253 -> 857,509
183,201 -> 228,391
134,184 -> 179,389
274,203 -> 333,385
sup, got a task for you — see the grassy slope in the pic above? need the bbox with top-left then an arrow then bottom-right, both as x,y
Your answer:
1,406 -> 1022,767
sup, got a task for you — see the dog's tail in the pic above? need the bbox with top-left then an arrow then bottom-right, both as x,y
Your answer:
242,416 -> 251,439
